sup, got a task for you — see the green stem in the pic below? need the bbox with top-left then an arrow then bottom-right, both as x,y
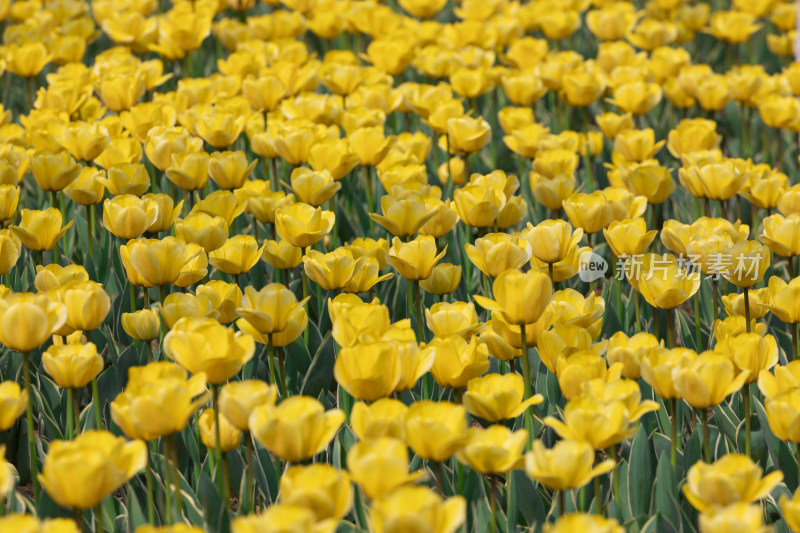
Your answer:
130,283 -> 137,313
267,333 -> 277,388
670,398 -> 677,470
414,280 -> 424,343
594,474 -> 602,515
86,205 -> 93,262
693,293 -> 702,351
162,439 -> 172,525
364,166 -> 374,234
302,248 -> 309,345
744,383 -> 751,458
634,289 -> 641,333
51,191 -> 59,265
712,279 -> 719,327
221,451 -> 231,511
701,408 -> 711,462
66,388 -> 74,440
73,390 -> 80,436
489,476 -> 497,533
559,490 -> 565,516
277,347 -> 287,398
91,378 -> 103,429
212,386 -> 228,507
244,432 -> 254,514
666,307 -> 675,348
22,352 -> 39,501
433,461 -> 444,495
610,446 -> 620,506
145,448 -> 155,524
520,324 -> 533,446
794,323 -> 799,362
95,501 -> 103,533
169,438 -> 185,521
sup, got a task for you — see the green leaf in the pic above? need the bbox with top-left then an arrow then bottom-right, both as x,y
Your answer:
652,451 -> 679,533
628,424 -> 655,519
300,331 -> 335,398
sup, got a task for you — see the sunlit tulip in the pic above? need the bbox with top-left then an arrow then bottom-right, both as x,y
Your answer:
678,161 -> 747,201
111,362 -> 210,441
279,464 -> 352,521
175,211 -> 228,254
525,219 -> 583,265
446,116 -> 491,155
421,263 -> 461,295
249,396 -> 344,462
0,230 -> 20,275
404,401 -> 468,462
633,253 -> 701,309
0,381 -> 28,430
387,235 -> 446,281
698,503 -> 770,533
465,233 -> 532,278
370,193 -> 436,237
236,284 -> 308,337
199,409 -> 241,452
350,399 -> 407,441
10,208 -> 73,252
683,453 -> 782,512
4,41 -> 51,78
61,280 -> 110,333
165,152 -> 210,192
0,292 -> 66,353
544,395 -> 635,450
30,150 -> 81,192
275,203 -> 335,249
335,341 -> 403,401
121,309 -> 160,342
456,425 -> 527,475
308,138 -> 359,181
604,218 -> 658,257
102,195 -> 159,240
371,486 -> 466,533
39,430 -> 146,509
124,237 -> 186,287
425,302 -> 482,339
208,151 -> 257,191
563,191 -> 613,234
474,268 -> 552,326
218,380 -> 277,432
764,388 -> 800,443
164,317 -> 254,384
525,439 -> 615,491
288,167 -> 341,206
673,351 -> 749,409
463,373 -> 543,422
209,235 -> 264,276
64,167 -> 105,206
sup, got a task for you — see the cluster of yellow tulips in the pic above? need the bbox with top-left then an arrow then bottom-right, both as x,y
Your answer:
2,0 -> 800,531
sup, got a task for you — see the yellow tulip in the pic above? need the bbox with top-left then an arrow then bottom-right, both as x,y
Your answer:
370,193 -> 436,237
474,268 -> 552,326
698,502 -> 770,533
175,211 -> 228,254
465,233 -> 532,278
606,331 -> 661,379
563,191 -> 613,234
456,425 -> 527,474
275,203 -> 335,249
232,503 -> 335,533
236,284 -> 308,336
387,235 -> 447,281
634,253 -> 701,309
34,264 -> 89,293
208,151 -> 257,191
404,401 -> 468,462
723,240 -> 770,289
463,373 -> 543,422
782,487 -> 800,533
209,235 -> 264,276
347,437 -> 426,500
0,292 -> 67,353
4,41 -> 51,78
165,152 -> 210,192
199,409 -> 242,452
425,301 -> 482,339
111,362 -> 210,441
673,351 -> 750,409
446,116 -> 491,155
350,399 -> 407,441
303,248 -> 363,291
30,150 -> 81,192
348,126 -> 395,167
279,464 -> 352,522
249,396 -> 344,462
64,167 -> 106,206
123,237 -> 187,287
0,230 -> 20,275
525,219 -> 584,265
603,218 -> 658,257
544,396 -> 636,450
102,195 -> 160,240
0,381 -> 28,430
683,453 -> 782,513
10,208 -> 73,252
420,263 -> 461,295
370,486 -> 466,533
525,439 -> 615,491
218,380 -> 277,432
41,341 -> 103,390
56,121 -> 110,162
758,360 -> 800,399
39,430 -> 146,509
308,138 -> 359,181
261,239 -> 303,270
334,340 -> 403,401
764,388 -> 800,443
121,309 -> 161,342
428,335 -> 490,389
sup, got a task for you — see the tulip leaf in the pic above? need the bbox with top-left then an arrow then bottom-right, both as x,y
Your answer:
197,471 -> 230,533
713,402 -> 740,444
652,451 -> 679,533
684,424 -> 703,470
628,424 -> 656,519
252,444 -> 279,503
300,331 -> 335,398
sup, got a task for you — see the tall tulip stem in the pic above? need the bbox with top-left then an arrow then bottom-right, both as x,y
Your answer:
267,333 -> 277,388
363,166 -> 374,234
670,398 -> 677,469
666,308 -> 675,348
66,388 -> 74,440
633,290 -> 641,333
693,294 -> 702,351
211,386 -> 229,508
744,383 -> 751,458
520,324 -> 533,445
414,280 -> 424,343
711,279 -> 719,325
91,378 -> 103,430
744,288 -> 751,333
244,432 -> 255,514
277,347 -> 287,398
95,500 -> 103,533
22,352 -> 39,501
489,475 -> 498,533
793,323 -> 798,362
301,248 -> 309,345
86,205 -> 93,261
51,191 -> 59,265
145,448 -> 155,524
700,408 -> 711,462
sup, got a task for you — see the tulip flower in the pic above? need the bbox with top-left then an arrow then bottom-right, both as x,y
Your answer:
275,203 -> 335,249
249,396 -> 344,463
370,193 -> 436,238
208,151 -> 257,191
781,488 -> 800,532
346,437 -> 426,499
279,464 -> 352,521
525,219 -> 584,269
209,235 -> 264,278
175,211 -> 228,254
0,381 -> 28,431
428,335 -> 490,389
0,230 -> 21,275
98,163 -> 151,196
42,342 -> 103,390
261,239 -> 303,271
404,401 -> 468,462
456,425 -> 527,475
233,504 -> 334,533
350,399 -> 408,441
425,302 -> 482,339
198,409 -> 241,452
370,486 -> 466,533
334,341 -> 404,401
303,248 -> 364,291
463,373 -> 544,422
218,380 -> 277,432
39,430 -> 146,510
545,514 -> 624,533
31,150 -> 81,192
165,152 -> 210,192
525,439 -> 615,493
465,233 -> 532,278
421,263 -> 462,295
765,388 -> 800,443
287,167 -> 341,207
698,503 -> 770,533
10,208 -> 73,259
683,454 -> 782,512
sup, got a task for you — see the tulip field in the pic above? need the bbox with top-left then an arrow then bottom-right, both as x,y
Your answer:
5,0 -> 800,532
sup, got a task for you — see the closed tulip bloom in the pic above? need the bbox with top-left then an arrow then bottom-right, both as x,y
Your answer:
425,302 -> 482,339
232,504 -> 335,533
0,230 -> 19,275
722,288 -> 770,321
33,264 -> 88,293
398,0 -> 447,18
724,240 -> 770,289
175,211 -> 228,253
0,292 -> 67,353
4,41 -> 51,77
242,190 -> 294,225
501,70 -> 547,107
369,486 -> 465,533
428,335 -> 490,389
176,242 -> 209,289
683,453 -> 782,513
720,332 -> 778,383
370,193 -> 436,237
62,280 -> 111,332
199,409 -> 241,452
165,152 -> 210,192
0,185 -> 18,222
303,248 -> 363,291
679,161 -> 747,201
634,253 -> 701,309
404,401 -> 468,462
673,351 -> 749,409
350,399 -> 408,441
563,191 -> 613,234
218,380 -> 277,431
275,203 -> 335,249
38,430 -> 146,510
195,281 -> 242,325
698,502 -> 770,533
30,150 -> 81,191
347,437 -> 426,500
348,126 -> 395,167
525,439 -> 615,491
103,195 -> 160,240
121,309 -> 160,342
344,256 -> 393,294
760,213 -> 800,257
111,362 -> 210,441
605,331 -> 660,379
544,396 -> 636,450
474,268 -> 552,326
463,373 -> 543,422
0,381 -> 28,430
209,235 -> 264,276
528,173 -> 575,211
525,219 -> 584,264
446,116 -> 491,155
308,138 -> 359,181
64,167 -> 106,206
194,108 -> 248,149
287,167 -> 341,207
387,235 -> 447,281
98,163 -> 150,197
236,284 -> 308,336
555,352 -> 615,400
456,425 -> 527,474
279,464 -> 352,521
781,489 -> 800,533
125,237 -> 187,286
262,239 -> 303,270
453,184 -> 505,228
603,217 -> 657,258
144,194 -> 183,234
608,81 -> 662,115
334,341 -> 403,401
10,208 -> 73,252
242,75 -> 287,112
56,122 -> 110,162
545,514 -> 624,533
767,276 -> 800,324
465,233 -> 532,278
421,263 -> 461,295
208,151 -> 257,191
249,396 -> 344,463
765,388 -> 800,443
164,317 -> 254,384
